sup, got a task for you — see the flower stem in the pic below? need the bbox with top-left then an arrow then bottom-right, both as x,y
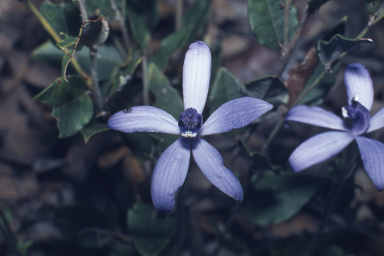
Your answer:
142,53 -> 149,105
76,0 -> 88,22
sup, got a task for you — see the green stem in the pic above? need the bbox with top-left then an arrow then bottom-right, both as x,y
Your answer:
142,53 -> 149,105
90,47 -> 103,113
176,0 -> 183,31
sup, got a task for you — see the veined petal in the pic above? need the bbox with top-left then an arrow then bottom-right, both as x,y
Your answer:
183,41 -> 211,114
107,106 -> 180,135
192,138 -> 243,201
344,63 -> 373,111
289,131 -> 354,172
151,137 -> 191,211
286,105 -> 348,131
200,97 -> 272,136
356,136 -> 384,190
367,107 -> 384,133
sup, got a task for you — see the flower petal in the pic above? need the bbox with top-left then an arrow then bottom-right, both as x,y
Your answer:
151,138 -> 191,211
286,105 -> 348,131
355,136 -> 384,190
289,131 -> 354,172
344,63 -> 373,111
183,41 -> 211,114
192,138 -> 243,201
107,106 -> 180,135
200,97 -> 272,136
367,107 -> 384,133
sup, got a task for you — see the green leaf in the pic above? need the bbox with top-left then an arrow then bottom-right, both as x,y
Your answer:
246,171 -> 328,226
17,241 -> 33,256
81,121 -> 109,142
307,0 -> 330,13
32,41 -> 123,81
34,76 -> 88,108
243,76 -> 289,105
126,3 -> 151,50
147,63 -> 183,150
52,94 -> 94,138
39,1 -> 81,37
128,203 -> 176,256
56,33 -> 78,50
85,0 -> 116,22
208,67 -> 243,114
248,0 -> 298,49
151,0 -> 212,69
147,63 -> 183,120
317,34 -> 373,67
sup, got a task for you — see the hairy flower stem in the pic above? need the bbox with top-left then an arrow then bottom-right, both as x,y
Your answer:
76,0 -> 88,22
301,152 -> 358,256
90,47 -> 103,113
142,53 -> 149,105
176,0 -> 183,31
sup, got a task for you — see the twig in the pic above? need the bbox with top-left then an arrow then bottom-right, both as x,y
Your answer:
76,0 -> 88,22
111,0 -> 131,52
276,6 -> 310,77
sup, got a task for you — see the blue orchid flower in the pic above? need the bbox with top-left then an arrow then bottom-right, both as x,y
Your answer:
107,41 -> 273,211
287,63 -> 384,190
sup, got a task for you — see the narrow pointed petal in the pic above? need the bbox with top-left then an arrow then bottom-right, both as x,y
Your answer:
367,107 -> 384,133
289,131 -> 354,172
192,139 -> 243,201
356,136 -> 384,190
107,106 -> 180,135
286,105 -> 348,131
344,63 -> 373,111
151,138 -> 191,211
183,41 -> 211,113
200,97 -> 272,136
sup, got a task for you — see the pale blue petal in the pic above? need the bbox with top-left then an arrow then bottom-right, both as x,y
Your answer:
289,131 -> 355,172
286,105 -> 348,131
355,136 -> 384,190
151,138 -> 191,211
183,41 -> 211,114
200,97 -> 272,136
192,138 -> 243,201
367,107 -> 384,133
107,106 -> 180,135
344,63 -> 374,111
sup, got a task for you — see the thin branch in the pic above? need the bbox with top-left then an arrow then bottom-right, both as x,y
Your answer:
176,0 -> 183,31
277,6 -> 310,77
142,53 -> 149,105
76,0 -> 88,22
111,0 -> 131,52
283,0 -> 292,50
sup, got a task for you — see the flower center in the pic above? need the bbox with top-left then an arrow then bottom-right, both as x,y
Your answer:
178,108 -> 203,138
342,100 -> 370,135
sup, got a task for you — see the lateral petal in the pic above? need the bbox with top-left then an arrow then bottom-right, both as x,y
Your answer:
367,107 -> 384,133
200,97 -> 272,136
183,41 -> 211,114
107,106 -> 180,135
289,131 -> 354,172
151,138 -> 191,211
192,138 -> 243,201
344,63 -> 374,111
286,105 -> 348,131
355,136 -> 384,190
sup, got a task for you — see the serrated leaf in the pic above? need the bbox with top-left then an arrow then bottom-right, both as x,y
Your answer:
247,171 -> 328,226
243,76 -> 289,105
81,121 -> 109,142
248,0 -> 298,49
317,34 -> 373,67
151,0 -> 212,69
52,94 -> 94,138
34,75 -> 88,108
128,203 -> 176,256
208,67 -> 243,114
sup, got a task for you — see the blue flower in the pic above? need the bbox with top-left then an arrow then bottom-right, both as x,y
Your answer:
107,41 -> 272,211
287,63 -> 384,190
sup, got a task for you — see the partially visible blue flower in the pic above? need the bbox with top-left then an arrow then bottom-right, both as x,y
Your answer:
286,63 -> 384,190
107,41 -> 273,211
